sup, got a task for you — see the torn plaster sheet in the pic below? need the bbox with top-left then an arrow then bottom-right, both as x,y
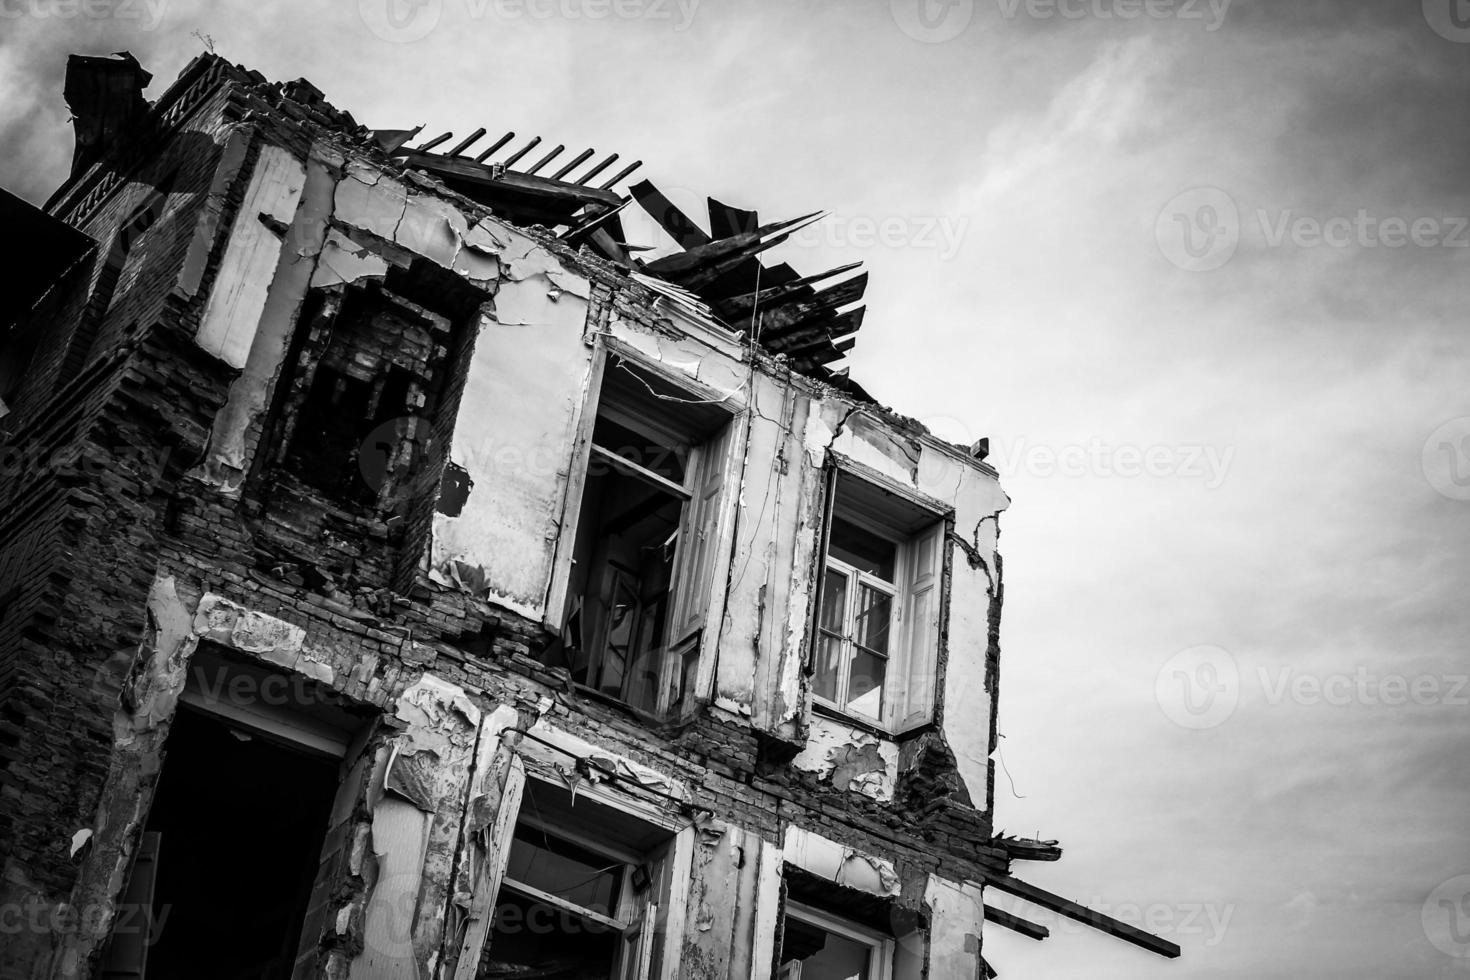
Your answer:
352,799 -> 430,978
783,826 -> 901,898
332,159 -> 408,242
832,412 -> 923,488
491,274 -> 588,329
496,232 -> 592,299
194,145 -> 307,369
191,593 -> 335,685
122,575 -> 198,737
394,674 -> 482,742
311,228 -> 391,286
604,320 -> 749,401
396,192 -> 469,269
520,720 -> 686,802
790,716 -> 898,803
451,218 -> 507,285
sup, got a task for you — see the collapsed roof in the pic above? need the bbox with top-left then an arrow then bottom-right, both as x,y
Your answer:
376,125 -> 872,396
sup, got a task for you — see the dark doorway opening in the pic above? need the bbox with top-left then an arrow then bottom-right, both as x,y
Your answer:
139,707 -> 337,980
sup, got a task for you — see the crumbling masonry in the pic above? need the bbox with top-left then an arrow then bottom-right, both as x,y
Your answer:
0,52 -> 1178,980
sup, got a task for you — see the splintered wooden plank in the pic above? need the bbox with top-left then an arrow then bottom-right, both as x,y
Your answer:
764,307 -> 866,353
644,213 -> 820,280
718,262 -> 863,320
629,179 -> 712,248
709,196 -> 759,238
987,877 -> 1182,958
756,273 -> 869,336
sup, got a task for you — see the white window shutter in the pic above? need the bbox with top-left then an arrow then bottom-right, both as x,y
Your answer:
897,522 -> 943,731
669,421 -> 731,640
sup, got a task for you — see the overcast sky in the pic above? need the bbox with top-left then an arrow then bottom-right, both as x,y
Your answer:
4,1 -> 1469,977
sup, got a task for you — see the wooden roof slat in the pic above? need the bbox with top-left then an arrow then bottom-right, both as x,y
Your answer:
501,135 -> 542,168
525,144 -> 564,175
446,127 -> 486,156
551,148 -> 595,181
473,131 -> 516,162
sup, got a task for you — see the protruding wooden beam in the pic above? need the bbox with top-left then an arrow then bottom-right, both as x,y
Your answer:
987,877 -> 1181,958
416,131 -> 453,152
981,905 -> 1052,940
501,135 -> 542,168
526,144 -> 565,175
551,148 -> 595,181
984,906 -> 1050,941
473,131 -> 516,162
578,152 -> 620,185
446,127 -> 486,156
598,159 -> 643,190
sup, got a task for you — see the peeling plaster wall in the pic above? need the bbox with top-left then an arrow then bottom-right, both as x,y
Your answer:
352,676 -> 482,980
919,443 -> 1009,812
790,716 -> 899,802
719,371 -> 814,736
194,144 -> 308,368
685,821 -> 775,979
924,877 -> 987,980
783,825 -> 901,899
193,145 -> 335,493
428,229 -> 592,620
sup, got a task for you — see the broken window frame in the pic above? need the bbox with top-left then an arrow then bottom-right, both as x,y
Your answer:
809,460 -> 951,735
484,771 -> 695,980
779,901 -> 896,980
546,339 -> 743,720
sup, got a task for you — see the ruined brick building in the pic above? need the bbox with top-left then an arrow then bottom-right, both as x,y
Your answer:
0,52 -> 1178,980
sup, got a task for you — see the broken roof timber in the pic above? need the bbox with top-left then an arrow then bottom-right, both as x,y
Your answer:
397,149 -> 621,221
984,906 -> 1049,942
988,876 -> 1182,958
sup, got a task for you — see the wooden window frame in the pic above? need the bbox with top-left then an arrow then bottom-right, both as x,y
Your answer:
810,460 -> 951,735
781,902 -> 896,980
